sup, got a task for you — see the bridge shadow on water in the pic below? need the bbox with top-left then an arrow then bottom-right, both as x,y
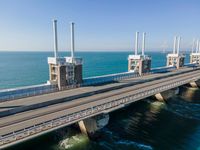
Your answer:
179,86 -> 200,103
4,89 -> 200,150
104,98 -> 200,150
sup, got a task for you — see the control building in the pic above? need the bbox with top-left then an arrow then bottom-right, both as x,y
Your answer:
47,20 -> 83,90
166,36 -> 185,69
190,39 -> 200,64
128,32 -> 151,75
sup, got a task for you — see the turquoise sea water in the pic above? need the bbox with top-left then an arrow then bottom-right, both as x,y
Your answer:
0,51 -> 189,89
1,51 -> 200,150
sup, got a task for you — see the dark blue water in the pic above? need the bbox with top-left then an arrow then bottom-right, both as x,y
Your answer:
1,51 -> 199,150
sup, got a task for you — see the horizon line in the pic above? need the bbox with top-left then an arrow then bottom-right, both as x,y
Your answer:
0,49 -> 191,53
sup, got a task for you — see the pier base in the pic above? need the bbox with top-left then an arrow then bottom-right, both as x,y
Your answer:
189,81 -> 198,88
78,114 -> 109,136
179,86 -> 200,102
154,93 -> 165,101
189,80 -> 200,88
154,88 -> 179,101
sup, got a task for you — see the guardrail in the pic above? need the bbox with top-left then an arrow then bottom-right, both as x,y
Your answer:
82,66 -> 177,86
82,72 -> 140,86
0,84 -> 58,102
0,72 -> 199,149
0,64 -> 195,102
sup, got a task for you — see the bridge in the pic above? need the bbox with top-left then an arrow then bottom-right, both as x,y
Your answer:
0,20 -> 200,149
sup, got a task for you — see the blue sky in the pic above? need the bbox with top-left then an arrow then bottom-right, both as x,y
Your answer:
0,0 -> 199,51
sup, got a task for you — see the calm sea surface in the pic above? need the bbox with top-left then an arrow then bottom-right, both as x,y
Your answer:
1,51 -> 200,150
0,51 -> 190,89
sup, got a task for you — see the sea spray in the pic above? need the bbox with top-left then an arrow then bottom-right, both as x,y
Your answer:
58,129 -> 89,150
98,128 -> 153,150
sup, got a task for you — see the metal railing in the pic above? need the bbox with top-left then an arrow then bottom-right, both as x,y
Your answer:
0,84 -> 58,102
82,72 -> 140,86
0,73 -> 199,148
0,64 -> 195,102
82,65 -> 179,86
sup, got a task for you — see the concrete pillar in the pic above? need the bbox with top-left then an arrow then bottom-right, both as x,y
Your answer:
78,120 -> 90,136
53,20 -> 58,58
70,22 -> 75,58
57,65 -> 67,90
189,80 -> 200,88
78,114 -> 109,136
135,32 -> 139,55
189,81 -> 198,88
74,64 -> 83,84
154,88 -> 179,101
177,57 -> 180,69
49,64 -> 53,81
154,93 -> 165,101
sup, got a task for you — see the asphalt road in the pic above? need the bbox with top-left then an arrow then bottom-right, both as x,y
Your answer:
0,67 -> 200,136
0,67 -> 197,114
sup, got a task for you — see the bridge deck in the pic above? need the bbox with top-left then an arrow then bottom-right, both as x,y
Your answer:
0,67 -> 200,137
0,67 -> 196,116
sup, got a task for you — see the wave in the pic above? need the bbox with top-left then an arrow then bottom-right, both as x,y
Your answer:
99,128 -> 153,150
165,97 -> 200,120
115,139 -> 153,150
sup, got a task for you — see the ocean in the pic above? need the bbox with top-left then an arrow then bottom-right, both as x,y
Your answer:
0,51 -> 190,89
1,51 -> 200,150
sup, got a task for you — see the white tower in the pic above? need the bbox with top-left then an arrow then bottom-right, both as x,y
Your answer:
47,19 -> 67,90
128,32 -> 151,75
65,22 -> 83,85
190,39 -> 200,64
166,36 -> 185,69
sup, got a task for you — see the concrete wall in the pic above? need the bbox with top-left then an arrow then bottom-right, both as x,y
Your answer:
58,66 -> 67,89
140,59 -> 151,75
0,84 -> 58,102
74,64 -> 83,84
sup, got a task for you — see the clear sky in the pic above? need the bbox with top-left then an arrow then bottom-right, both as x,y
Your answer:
0,0 -> 199,51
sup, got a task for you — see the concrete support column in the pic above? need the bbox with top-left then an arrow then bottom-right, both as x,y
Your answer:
78,114 -> 109,136
154,93 -> 165,101
154,88 -> 179,101
78,120 -> 90,136
57,66 -> 67,90
189,81 -> 198,88
189,80 -> 200,88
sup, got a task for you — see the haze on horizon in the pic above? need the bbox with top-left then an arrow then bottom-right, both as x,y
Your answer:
0,0 -> 199,52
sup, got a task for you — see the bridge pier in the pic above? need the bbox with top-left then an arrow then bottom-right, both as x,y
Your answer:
189,81 -> 198,88
154,88 -> 179,101
189,80 -> 200,88
179,86 -> 200,102
78,114 -> 109,137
